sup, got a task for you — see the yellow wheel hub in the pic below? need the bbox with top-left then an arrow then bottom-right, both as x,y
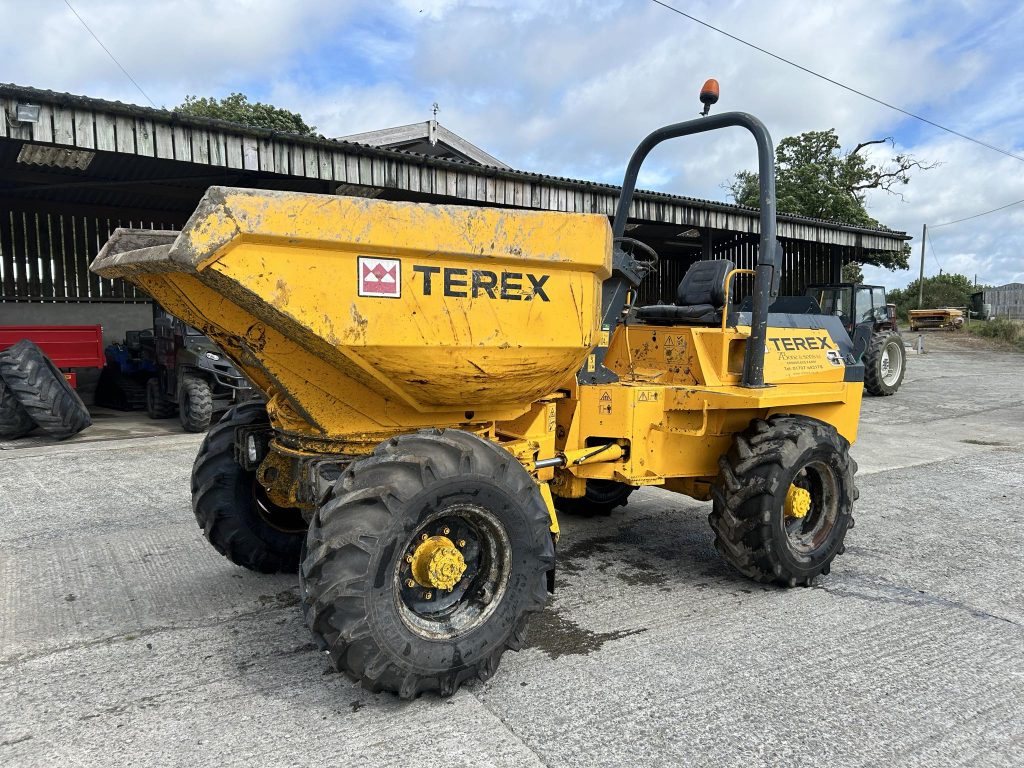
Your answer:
784,484 -> 812,519
410,535 -> 467,591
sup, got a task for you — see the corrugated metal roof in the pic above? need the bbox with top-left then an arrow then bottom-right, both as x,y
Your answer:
0,82 -> 910,242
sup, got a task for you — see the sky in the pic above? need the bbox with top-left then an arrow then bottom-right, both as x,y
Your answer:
2,0 -> 1023,289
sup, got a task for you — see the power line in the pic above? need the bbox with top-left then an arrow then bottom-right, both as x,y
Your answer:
63,0 -> 156,108
928,238 -> 943,272
649,0 -> 1024,164
930,197 -> 1024,228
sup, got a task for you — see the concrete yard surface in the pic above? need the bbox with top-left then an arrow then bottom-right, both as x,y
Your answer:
1,333 -> 1022,767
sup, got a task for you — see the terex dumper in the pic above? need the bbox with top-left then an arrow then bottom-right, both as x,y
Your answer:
92,95 -> 866,698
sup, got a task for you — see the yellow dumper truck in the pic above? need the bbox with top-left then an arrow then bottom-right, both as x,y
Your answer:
93,102 -> 864,698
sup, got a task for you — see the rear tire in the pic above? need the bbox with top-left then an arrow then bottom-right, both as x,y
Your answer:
146,377 -> 176,418
709,415 -> 857,587
554,479 -> 634,516
0,376 -> 35,439
191,402 -> 307,573
301,428 -> 554,698
0,340 -> 90,440
863,331 -> 905,396
179,375 -> 213,432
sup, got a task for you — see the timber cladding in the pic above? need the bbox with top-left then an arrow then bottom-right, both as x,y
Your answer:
0,83 -> 910,305
0,206 -> 180,303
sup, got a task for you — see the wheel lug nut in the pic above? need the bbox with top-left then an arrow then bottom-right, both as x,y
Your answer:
405,555 -> 413,563
458,539 -> 466,547
406,579 -> 416,588
442,526 -> 450,535
420,534 -> 429,541
424,591 -> 433,600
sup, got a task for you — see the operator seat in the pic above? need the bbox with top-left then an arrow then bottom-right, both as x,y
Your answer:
635,259 -> 735,325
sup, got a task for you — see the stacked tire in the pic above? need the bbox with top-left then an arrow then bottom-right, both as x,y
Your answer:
0,340 -> 91,440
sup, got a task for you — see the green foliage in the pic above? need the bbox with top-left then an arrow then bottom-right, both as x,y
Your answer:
887,273 -> 975,317
841,262 -> 864,283
968,317 -> 1024,350
728,129 -> 935,271
175,93 -> 316,136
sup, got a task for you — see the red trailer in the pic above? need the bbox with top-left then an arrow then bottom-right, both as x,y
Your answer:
0,325 -> 105,388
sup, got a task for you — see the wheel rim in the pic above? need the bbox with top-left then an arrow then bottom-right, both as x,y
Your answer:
880,340 -> 903,385
783,460 -> 840,555
394,503 -> 511,640
251,479 -> 307,534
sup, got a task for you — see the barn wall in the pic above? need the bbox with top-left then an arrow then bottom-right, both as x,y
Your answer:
0,301 -> 152,347
0,204 -> 178,303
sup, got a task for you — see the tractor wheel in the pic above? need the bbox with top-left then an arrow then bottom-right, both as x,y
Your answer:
0,339 -> 91,440
554,479 -> 634,516
301,428 -> 554,699
179,375 -> 213,432
146,377 -> 176,418
709,415 -> 857,587
863,331 -> 906,396
0,376 -> 35,439
191,402 -> 307,573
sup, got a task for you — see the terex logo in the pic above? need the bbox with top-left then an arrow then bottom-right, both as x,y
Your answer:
412,266 -> 550,302
769,335 -> 835,351
358,256 -> 401,298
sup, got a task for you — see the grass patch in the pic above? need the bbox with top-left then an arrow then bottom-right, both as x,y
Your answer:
967,317 -> 1024,351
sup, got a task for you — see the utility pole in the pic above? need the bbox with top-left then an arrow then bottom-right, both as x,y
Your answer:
918,223 -> 927,309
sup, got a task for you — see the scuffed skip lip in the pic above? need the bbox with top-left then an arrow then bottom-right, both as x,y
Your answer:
90,229 -> 179,278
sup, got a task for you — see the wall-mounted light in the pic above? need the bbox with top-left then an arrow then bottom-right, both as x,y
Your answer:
7,102 -> 41,127
15,103 -> 41,123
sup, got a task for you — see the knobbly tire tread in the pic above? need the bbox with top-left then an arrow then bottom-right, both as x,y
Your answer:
709,414 -> 857,587
0,339 -> 90,440
179,375 -> 213,432
146,377 -> 176,418
0,375 -> 35,438
301,428 -> 554,699
863,331 -> 905,396
191,402 -> 305,573
554,479 -> 634,517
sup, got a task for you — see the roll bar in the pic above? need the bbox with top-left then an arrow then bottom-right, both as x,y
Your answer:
611,112 -> 781,388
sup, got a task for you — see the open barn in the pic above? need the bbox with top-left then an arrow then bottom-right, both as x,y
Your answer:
0,83 -> 909,356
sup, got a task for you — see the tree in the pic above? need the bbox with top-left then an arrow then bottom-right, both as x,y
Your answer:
727,129 -> 937,271
175,93 -> 316,136
841,262 -> 864,283
888,273 -> 975,317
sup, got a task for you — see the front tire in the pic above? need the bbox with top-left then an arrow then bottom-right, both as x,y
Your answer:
863,331 -> 905,396
191,403 -> 307,573
709,415 -> 857,587
301,428 -> 554,698
179,375 -> 213,432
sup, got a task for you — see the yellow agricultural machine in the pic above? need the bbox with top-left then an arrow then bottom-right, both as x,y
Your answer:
909,307 -> 965,331
92,100 -> 864,698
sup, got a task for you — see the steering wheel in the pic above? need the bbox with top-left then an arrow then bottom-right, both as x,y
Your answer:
613,236 -> 659,275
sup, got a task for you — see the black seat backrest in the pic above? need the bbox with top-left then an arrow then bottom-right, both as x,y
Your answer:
677,259 -> 734,308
